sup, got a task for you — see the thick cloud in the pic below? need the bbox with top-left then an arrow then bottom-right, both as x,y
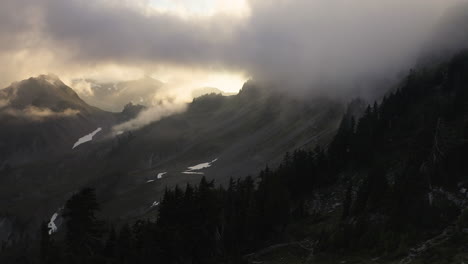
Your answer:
0,0 -> 467,96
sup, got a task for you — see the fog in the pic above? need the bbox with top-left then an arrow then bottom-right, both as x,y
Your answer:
1,0 -> 468,129
112,90 -> 188,132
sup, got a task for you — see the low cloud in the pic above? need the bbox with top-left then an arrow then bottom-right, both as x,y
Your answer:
72,79 -> 94,97
113,99 -> 187,132
2,106 -> 79,121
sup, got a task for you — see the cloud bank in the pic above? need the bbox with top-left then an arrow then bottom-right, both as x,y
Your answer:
1,0 -> 467,97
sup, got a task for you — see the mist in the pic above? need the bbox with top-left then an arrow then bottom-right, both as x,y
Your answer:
2,106 -> 79,121
1,0 -> 468,98
113,98 -> 187,132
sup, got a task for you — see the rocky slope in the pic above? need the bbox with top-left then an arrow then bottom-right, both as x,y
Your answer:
0,78 -> 344,238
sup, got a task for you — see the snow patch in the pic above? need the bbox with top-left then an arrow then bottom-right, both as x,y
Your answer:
48,213 -> 58,235
151,201 -> 160,208
147,172 -> 167,183
73,128 -> 102,149
187,158 -> 218,171
180,158 -> 218,175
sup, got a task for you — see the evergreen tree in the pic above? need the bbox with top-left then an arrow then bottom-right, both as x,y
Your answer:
62,187 -> 103,262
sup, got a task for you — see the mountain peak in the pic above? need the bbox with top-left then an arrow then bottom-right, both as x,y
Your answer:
35,74 -> 62,86
0,74 -> 89,111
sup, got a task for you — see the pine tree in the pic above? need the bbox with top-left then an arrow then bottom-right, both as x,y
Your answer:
62,187 -> 103,262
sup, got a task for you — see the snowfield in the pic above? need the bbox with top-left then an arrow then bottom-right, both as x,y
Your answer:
73,128 -> 102,149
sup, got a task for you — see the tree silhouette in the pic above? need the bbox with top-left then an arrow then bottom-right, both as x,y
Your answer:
62,187 -> 103,262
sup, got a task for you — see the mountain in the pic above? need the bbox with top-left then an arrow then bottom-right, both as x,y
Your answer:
71,76 -> 164,111
191,87 -> 237,98
0,75 -> 117,166
116,102 -> 147,123
3,52 -> 468,264
88,83 -> 343,218
0,80 -> 344,240
3,50 -> 468,263
0,74 -> 90,112
0,75 -> 146,167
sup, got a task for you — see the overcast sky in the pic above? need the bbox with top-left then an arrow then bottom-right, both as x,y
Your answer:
1,0 -> 467,95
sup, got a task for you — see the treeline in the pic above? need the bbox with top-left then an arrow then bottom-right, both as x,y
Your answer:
34,146 -> 332,264
23,141 -> 331,264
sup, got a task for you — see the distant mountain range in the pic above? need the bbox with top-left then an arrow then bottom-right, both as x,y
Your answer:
70,77 -> 237,112
71,76 -> 165,112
